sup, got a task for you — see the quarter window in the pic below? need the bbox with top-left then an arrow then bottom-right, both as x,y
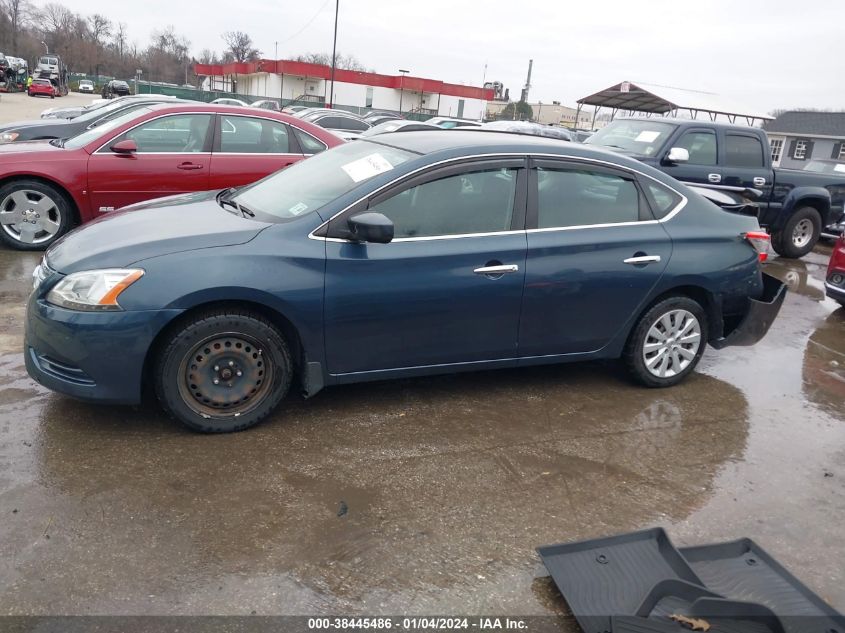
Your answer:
293,129 -> 327,154
219,115 -> 291,153
117,114 -> 212,153
369,168 -> 518,238
674,130 -> 717,165
644,181 -> 682,220
725,134 -> 765,168
536,167 -> 641,228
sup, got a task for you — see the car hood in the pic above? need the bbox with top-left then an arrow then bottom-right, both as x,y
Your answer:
46,190 -> 273,273
0,118 -> 64,132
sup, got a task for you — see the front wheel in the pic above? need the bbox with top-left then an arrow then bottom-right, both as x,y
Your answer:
623,296 -> 708,388
771,207 -> 821,259
0,180 -> 73,250
155,310 -> 293,433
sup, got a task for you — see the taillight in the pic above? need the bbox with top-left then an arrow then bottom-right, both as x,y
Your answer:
743,231 -> 770,263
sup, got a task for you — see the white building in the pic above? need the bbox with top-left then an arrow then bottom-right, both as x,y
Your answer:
195,59 -> 493,120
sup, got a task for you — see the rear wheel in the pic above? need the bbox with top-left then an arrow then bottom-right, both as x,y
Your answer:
624,296 -> 708,388
771,207 -> 821,258
155,310 -> 293,433
0,180 -> 73,250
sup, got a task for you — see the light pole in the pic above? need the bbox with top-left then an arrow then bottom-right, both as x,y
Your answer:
398,68 -> 409,114
328,0 -> 339,108
41,41 -> 48,54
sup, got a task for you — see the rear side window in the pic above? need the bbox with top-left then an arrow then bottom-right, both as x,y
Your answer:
536,167 -> 641,228
643,181 -> 683,219
725,134 -> 765,168
219,115 -> 291,153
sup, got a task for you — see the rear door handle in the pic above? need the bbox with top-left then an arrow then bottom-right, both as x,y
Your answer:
708,173 -> 721,183
177,162 -> 203,170
473,264 -> 519,275
623,255 -> 661,265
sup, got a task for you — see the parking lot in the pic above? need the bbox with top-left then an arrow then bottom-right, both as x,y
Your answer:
1,226 -> 843,618
0,91 -> 93,121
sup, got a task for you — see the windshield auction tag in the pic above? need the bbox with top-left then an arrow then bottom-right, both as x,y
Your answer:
635,130 -> 661,143
288,202 -> 308,216
341,153 -> 394,183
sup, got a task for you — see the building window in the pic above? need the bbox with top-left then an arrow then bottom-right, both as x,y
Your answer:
839,143 -> 845,160
366,86 -> 373,108
794,140 -> 808,160
770,138 -> 783,164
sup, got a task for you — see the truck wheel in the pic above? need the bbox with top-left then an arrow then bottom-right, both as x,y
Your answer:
771,207 -> 821,258
623,296 -> 708,388
0,180 -> 73,250
155,310 -> 293,433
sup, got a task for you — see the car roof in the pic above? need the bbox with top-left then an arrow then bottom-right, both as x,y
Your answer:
613,116 -> 764,131
143,103 -> 315,123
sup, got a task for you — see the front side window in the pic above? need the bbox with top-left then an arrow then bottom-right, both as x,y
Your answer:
725,134 -> 765,167
674,130 -> 717,165
369,168 -> 518,238
117,114 -> 212,153
219,115 -> 291,153
536,167 -> 641,228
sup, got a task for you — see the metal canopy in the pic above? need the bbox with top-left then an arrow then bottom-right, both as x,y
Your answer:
576,81 -> 773,127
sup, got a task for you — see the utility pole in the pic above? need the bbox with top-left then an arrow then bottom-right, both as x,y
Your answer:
479,62 -> 487,122
328,0 -> 339,108
398,68 -> 409,113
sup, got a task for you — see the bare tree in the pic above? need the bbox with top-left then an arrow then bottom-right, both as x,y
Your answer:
222,30 -> 260,63
293,51 -> 367,71
111,21 -> 127,58
2,0 -> 34,50
87,13 -> 110,47
198,48 -> 219,65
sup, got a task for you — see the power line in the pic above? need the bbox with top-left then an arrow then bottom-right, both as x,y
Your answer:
276,0 -> 332,47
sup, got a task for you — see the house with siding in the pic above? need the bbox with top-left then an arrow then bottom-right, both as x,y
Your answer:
763,111 -> 845,169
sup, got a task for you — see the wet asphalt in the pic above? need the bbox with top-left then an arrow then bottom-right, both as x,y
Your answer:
0,243 -> 843,619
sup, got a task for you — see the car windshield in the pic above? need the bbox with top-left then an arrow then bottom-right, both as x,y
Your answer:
63,107 -> 152,149
585,120 -> 677,156
232,141 -> 417,221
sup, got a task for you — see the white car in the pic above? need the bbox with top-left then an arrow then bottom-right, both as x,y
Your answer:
78,79 -> 94,93
211,97 -> 248,107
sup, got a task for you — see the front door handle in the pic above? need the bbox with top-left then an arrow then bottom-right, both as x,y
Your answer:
474,264 -> 519,275
708,173 -> 721,183
623,255 -> 662,265
753,177 -> 766,187
177,162 -> 203,170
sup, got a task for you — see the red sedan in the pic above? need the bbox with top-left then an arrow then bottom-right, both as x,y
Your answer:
0,103 -> 343,249
28,79 -> 56,99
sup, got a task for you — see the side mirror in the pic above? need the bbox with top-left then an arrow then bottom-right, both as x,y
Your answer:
110,139 -> 137,155
664,147 -> 689,165
347,212 -> 394,244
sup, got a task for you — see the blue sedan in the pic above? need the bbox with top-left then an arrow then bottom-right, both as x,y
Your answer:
25,132 -> 786,432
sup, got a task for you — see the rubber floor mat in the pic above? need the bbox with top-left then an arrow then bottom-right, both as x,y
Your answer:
679,539 -> 844,633
537,528 -> 703,633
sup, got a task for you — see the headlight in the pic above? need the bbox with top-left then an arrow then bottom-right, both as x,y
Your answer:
46,269 -> 144,311
0,132 -> 20,143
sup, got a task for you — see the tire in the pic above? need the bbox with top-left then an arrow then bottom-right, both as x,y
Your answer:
771,207 -> 821,259
155,310 -> 293,433
0,179 -> 74,250
623,296 -> 708,388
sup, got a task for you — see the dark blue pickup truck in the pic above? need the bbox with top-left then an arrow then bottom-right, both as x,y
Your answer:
586,118 -> 845,258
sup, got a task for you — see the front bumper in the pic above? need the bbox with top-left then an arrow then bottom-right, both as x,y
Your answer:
826,281 -> 845,303
710,272 -> 787,349
24,293 -> 182,404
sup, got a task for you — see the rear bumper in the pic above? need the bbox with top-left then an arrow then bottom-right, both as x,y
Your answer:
710,273 -> 787,349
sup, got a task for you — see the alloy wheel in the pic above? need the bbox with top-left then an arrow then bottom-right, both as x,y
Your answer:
0,189 -> 62,245
642,309 -> 702,378
792,218 -> 814,248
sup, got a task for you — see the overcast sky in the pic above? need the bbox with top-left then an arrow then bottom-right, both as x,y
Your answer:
55,0 -> 843,114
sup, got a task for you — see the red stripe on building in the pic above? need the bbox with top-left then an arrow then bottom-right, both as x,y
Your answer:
193,59 -> 494,100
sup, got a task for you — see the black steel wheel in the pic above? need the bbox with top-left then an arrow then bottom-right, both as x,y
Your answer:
155,310 -> 292,433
